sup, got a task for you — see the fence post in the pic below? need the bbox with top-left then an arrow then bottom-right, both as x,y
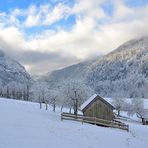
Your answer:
127,125 -> 129,132
94,117 -> 96,125
111,121 -> 113,128
82,118 -> 83,124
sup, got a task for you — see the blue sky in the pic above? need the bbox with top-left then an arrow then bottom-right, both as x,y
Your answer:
1,0 -> 148,11
0,0 -> 75,15
0,0 -> 148,74
0,0 -> 61,11
1,0 -> 147,13
124,0 -> 148,7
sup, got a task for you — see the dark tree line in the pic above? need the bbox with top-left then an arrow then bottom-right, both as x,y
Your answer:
0,84 -> 30,101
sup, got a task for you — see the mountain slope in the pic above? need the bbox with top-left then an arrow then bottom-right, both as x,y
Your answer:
0,49 -> 31,85
87,36 -> 148,97
42,61 -> 92,87
43,36 -> 148,98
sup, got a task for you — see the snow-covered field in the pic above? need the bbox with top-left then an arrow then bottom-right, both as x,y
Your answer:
0,98 -> 148,148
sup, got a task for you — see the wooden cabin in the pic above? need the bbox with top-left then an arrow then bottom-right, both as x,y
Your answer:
81,94 -> 115,121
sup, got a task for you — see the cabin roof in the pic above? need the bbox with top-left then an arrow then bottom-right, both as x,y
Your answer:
81,94 -> 115,111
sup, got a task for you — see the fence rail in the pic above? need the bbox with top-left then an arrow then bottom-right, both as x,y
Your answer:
61,112 -> 129,131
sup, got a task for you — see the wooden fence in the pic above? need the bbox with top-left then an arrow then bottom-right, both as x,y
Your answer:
61,112 -> 129,131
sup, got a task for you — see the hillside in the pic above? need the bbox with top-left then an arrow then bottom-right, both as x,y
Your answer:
0,98 -> 148,148
0,50 -> 31,85
43,36 -> 148,98
42,61 -> 91,87
88,36 -> 148,97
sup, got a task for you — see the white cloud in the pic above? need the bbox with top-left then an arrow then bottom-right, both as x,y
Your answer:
24,3 -> 71,27
0,12 -> 20,28
44,3 -> 70,25
24,14 -> 40,27
0,26 -> 26,51
113,0 -> 134,19
0,0 -> 148,74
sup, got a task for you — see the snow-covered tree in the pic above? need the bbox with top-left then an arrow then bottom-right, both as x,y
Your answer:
0,82 -> 31,101
48,89 -> 59,112
30,81 -> 49,106
129,98 -> 145,124
112,97 -> 126,116
60,79 -> 93,115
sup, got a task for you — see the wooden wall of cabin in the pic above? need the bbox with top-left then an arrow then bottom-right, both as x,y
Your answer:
83,99 -> 114,121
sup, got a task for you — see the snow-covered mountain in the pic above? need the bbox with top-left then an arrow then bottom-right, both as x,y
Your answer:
0,49 -> 31,85
43,36 -> 148,98
42,61 -> 92,87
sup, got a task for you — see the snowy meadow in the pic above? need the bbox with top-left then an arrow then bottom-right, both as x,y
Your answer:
0,98 -> 148,148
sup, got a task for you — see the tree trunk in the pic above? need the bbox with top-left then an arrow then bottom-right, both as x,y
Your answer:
117,110 -> 120,116
40,102 -> 42,109
53,104 -> 55,112
61,105 -> 63,112
69,107 -> 71,113
73,91 -> 78,115
45,102 -> 48,110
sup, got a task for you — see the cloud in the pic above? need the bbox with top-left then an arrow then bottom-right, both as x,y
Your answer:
12,50 -> 79,75
23,3 -> 71,27
0,26 -> 26,51
0,12 -> 20,28
73,0 -> 106,19
0,41 -> 80,75
0,3 -> 71,28
0,0 -> 148,74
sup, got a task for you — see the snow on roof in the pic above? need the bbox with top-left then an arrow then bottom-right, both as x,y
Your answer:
103,98 -> 113,105
80,94 -> 97,110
